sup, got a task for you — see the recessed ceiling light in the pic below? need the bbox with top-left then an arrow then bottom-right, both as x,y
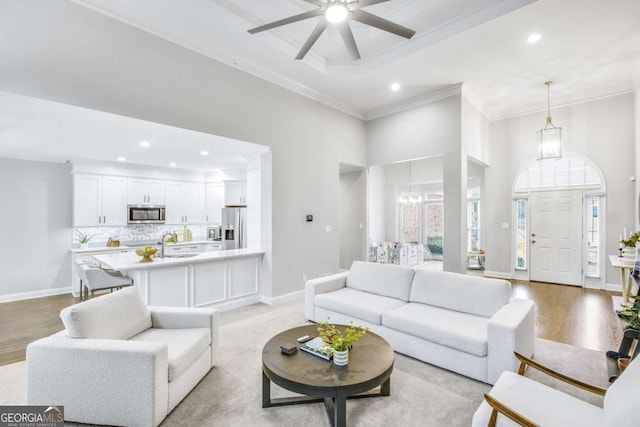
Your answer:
139,141 -> 151,148
326,4 -> 348,23
390,82 -> 401,92
527,33 -> 542,44
200,150 -> 209,156
169,162 -> 177,167
117,156 -> 126,162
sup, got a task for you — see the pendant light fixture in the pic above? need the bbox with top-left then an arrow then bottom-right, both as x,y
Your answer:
398,161 -> 422,204
537,81 -> 562,160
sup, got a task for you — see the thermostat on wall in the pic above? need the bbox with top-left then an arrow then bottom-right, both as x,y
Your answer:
306,215 -> 313,222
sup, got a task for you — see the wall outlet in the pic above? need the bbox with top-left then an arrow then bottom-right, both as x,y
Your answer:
325,225 -> 332,233
302,274 -> 308,282
502,222 -> 510,229
359,223 -> 363,230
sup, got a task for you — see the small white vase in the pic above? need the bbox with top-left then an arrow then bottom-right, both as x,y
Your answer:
80,243 -> 89,249
333,349 -> 349,366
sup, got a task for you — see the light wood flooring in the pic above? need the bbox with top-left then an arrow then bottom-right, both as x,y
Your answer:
0,281 -> 623,366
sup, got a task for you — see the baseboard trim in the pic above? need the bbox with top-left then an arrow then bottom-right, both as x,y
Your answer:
483,271 -> 513,279
0,286 -> 73,303
261,290 -> 304,305
605,283 -> 622,292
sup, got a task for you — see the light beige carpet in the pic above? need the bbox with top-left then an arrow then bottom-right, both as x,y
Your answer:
0,296 -> 609,426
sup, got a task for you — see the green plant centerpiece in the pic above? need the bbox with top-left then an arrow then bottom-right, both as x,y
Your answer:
317,318 -> 369,366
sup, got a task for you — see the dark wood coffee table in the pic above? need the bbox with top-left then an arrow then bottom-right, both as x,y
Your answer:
262,324 -> 394,427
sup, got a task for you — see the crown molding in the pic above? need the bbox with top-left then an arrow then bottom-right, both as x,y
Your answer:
365,83 -> 463,121
488,89 -> 635,122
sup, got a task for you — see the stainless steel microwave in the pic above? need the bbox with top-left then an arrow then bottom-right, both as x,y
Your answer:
128,205 -> 166,224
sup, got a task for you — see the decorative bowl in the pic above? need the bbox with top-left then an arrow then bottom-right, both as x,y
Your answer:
135,248 -> 158,263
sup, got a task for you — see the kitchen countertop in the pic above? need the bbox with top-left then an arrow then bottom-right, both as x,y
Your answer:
70,240 -> 223,253
93,248 -> 264,271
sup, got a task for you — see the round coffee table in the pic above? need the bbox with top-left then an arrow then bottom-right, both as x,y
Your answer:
262,324 -> 394,427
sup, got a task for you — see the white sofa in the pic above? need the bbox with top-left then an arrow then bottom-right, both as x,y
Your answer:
305,261 -> 535,384
26,287 -> 219,427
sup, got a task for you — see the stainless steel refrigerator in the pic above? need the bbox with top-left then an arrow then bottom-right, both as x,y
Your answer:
221,207 -> 246,250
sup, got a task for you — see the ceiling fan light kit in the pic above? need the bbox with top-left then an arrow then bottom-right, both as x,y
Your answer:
247,0 -> 416,60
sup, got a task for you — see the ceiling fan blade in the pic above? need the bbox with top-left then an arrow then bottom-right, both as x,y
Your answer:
295,18 -> 329,60
350,9 -> 416,39
356,0 -> 391,7
248,9 -> 322,34
337,22 -> 361,60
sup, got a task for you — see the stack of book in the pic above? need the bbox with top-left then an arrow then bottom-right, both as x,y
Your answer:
300,337 -> 332,360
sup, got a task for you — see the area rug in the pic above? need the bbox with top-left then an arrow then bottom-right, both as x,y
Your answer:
0,296 -> 609,426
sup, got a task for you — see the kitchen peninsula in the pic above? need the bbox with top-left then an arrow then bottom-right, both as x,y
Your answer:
92,249 -> 264,310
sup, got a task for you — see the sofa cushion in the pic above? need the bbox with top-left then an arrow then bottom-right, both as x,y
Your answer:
409,270 -> 510,317
382,303 -> 489,357
60,287 -> 151,340
346,261 -> 415,301
315,287 -> 407,325
130,328 -> 211,382
472,372 -> 603,427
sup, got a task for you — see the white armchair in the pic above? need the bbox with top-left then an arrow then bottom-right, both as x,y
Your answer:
472,351 -> 640,427
26,287 -> 219,427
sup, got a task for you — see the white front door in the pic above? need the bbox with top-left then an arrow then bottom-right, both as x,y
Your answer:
530,190 -> 583,286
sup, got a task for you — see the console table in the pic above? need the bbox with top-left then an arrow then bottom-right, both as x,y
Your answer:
609,255 -> 637,311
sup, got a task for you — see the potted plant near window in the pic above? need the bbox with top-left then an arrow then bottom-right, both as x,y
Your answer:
317,318 -> 369,366
74,230 -> 94,249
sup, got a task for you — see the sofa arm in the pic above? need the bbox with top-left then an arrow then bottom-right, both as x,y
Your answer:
487,298 -> 536,384
304,272 -> 348,321
149,306 -> 219,366
27,336 -> 168,427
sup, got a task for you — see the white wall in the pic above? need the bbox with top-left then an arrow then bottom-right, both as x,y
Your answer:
367,94 -> 467,272
0,2 -> 367,299
367,165 -> 386,243
484,93 -> 636,284
462,95 -> 490,166
0,158 -> 72,300
339,170 -> 366,270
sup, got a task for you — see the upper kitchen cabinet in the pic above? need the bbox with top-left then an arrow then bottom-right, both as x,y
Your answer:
127,178 -> 164,205
224,181 -> 247,206
165,181 -> 205,224
205,183 -> 224,223
73,174 -> 127,226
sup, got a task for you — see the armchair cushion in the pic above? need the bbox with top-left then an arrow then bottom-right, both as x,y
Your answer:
60,287 -> 151,340
130,328 -> 211,381
472,371 -> 603,427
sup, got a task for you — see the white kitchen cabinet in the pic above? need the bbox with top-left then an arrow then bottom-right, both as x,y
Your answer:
164,181 -> 204,224
224,181 -> 247,206
205,183 -> 224,223
73,174 -> 127,226
127,178 -> 164,205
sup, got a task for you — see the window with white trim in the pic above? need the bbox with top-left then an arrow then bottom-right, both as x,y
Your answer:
516,199 -> 527,270
585,196 -> 600,278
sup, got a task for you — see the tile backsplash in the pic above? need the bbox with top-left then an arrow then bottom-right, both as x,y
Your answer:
72,224 -> 211,245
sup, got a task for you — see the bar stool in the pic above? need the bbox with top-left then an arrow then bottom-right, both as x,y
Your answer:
76,263 -> 133,301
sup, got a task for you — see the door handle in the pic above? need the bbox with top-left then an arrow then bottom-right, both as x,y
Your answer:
531,233 -> 536,237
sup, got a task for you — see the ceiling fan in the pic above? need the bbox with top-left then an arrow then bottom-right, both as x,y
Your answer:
247,0 -> 416,60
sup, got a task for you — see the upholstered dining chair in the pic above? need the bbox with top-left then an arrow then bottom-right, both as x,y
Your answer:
75,261 -> 133,301
472,351 -> 640,427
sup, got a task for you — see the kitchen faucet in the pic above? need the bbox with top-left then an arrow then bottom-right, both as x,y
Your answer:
160,232 -> 174,258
